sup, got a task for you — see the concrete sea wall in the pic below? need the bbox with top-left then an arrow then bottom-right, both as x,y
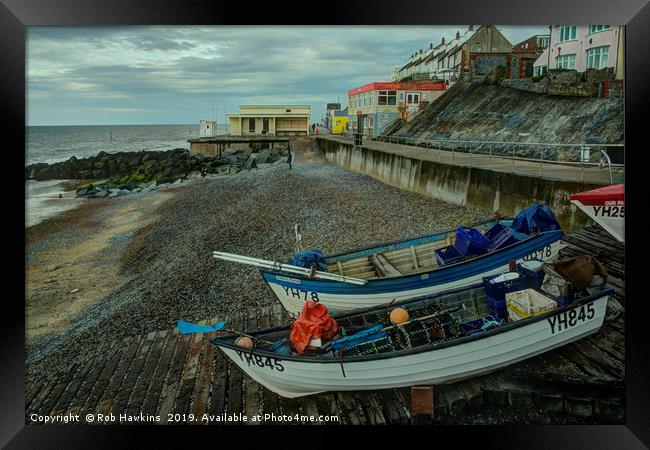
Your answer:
318,138 -> 597,231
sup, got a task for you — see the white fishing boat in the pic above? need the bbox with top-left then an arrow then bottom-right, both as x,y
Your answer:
214,203 -> 564,316
570,184 -> 624,242
210,269 -> 611,398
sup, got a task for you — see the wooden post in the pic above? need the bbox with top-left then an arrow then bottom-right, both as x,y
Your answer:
411,386 -> 434,416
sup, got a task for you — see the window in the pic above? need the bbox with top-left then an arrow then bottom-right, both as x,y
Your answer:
378,90 -> 397,106
558,26 -> 577,42
406,92 -> 420,105
588,25 -> 610,34
586,46 -> 610,70
369,94 -> 373,106
534,65 -> 548,76
248,118 -> 255,133
556,53 -> 576,69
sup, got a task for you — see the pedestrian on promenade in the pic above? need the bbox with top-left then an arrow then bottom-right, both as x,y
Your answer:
287,148 -> 293,170
311,123 -> 316,134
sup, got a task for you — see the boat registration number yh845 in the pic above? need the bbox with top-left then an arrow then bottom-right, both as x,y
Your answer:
547,302 -> 595,334
234,350 -> 285,371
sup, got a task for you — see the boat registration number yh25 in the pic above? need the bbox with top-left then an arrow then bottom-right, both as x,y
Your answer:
547,302 -> 595,334
234,350 -> 285,371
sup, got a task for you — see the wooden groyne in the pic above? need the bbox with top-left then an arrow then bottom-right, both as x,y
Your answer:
26,226 -> 624,425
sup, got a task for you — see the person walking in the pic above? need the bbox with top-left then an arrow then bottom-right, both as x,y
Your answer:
311,123 -> 316,134
287,148 -> 293,170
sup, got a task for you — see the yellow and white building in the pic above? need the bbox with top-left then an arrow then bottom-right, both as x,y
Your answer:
227,105 -> 311,136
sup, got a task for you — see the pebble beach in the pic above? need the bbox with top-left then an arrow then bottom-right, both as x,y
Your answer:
25,154 -> 490,379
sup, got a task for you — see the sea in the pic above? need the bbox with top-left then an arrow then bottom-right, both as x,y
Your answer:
26,124 -> 226,227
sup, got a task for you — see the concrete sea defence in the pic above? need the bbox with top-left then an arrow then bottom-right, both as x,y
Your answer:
387,80 -> 623,160
317,137 -> 599,231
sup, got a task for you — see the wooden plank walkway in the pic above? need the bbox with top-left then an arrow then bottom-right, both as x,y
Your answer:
26,225 -> 624,424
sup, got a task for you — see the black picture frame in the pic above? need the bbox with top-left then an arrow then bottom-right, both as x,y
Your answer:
4,0 -> 649,447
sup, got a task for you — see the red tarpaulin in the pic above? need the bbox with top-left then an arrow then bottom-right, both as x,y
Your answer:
290,300 -> 339,353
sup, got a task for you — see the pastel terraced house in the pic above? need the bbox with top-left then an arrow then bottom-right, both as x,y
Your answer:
534,25 -> 624,78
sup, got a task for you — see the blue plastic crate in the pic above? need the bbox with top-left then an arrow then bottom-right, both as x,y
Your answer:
434,245 -> 465,266
487,295 -> 506,310
485,223 -> 518,252
517,261 -> 546,289
554,295 -> 572,307
454,227 -> 491,256
483,272 -> 530,302
488,305 -> 508,321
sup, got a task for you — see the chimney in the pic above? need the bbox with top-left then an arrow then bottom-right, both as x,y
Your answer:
429,42 -> 433,49
420,49 -> 423,54
469,25 -> 474,31
441,37 -> 445,45
456,30 -> 460,40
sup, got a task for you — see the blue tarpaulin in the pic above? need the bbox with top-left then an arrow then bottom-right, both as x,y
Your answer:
510,203 -> 561,235
289,248 -> 327,271
176,320 -> 225,335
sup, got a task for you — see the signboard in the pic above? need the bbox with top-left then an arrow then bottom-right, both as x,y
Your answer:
326,103 -> 341,111
348,81 -> 446,96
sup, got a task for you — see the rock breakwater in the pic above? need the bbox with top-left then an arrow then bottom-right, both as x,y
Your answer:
25,146 -> 289,197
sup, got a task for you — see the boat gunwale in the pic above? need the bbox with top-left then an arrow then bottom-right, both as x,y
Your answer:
324,217 -> 501,263
210,284 -> 612,365
261,229 -> 564,286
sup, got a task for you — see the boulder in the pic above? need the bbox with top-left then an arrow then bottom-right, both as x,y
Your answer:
244,155 -> 257,170
217,164 -> 233,175
256,149 -> 271,164
94,190 -> 109,198
223,148 -> 237,157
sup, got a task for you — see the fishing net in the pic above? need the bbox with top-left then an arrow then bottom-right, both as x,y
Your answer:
335,302 -> 462,357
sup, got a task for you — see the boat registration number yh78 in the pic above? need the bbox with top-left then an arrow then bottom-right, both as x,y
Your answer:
234,350 -> 285,371
522,245 -> 552,261
281,286 -> 320,302
547,302 -> 595,334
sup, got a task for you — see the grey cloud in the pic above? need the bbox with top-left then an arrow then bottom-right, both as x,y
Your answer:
27,25 -> 549,125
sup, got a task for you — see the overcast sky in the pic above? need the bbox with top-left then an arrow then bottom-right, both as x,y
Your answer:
27,26 -> 549,126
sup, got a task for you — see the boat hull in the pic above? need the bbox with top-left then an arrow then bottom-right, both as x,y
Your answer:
263,231 -> 563,315
216,295 -> 608,398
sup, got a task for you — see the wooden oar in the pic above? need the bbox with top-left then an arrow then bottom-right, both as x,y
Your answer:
213,251 -> 368,285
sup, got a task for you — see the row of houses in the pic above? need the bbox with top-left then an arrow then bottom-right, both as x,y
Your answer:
392,25 -> 623,82
533,25 -> 624,78
392,25 -> 520,82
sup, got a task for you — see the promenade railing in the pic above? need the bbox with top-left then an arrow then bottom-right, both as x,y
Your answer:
338,131 -> 624,185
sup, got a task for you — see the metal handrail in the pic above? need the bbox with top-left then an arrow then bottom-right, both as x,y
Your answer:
341,130 -> 623,150
333,130 -> 624,184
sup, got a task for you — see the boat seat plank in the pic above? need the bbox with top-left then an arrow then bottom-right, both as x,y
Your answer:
370,253 -> 402,278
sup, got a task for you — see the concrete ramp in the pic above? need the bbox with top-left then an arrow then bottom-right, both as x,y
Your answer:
289,137 -> 328,164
